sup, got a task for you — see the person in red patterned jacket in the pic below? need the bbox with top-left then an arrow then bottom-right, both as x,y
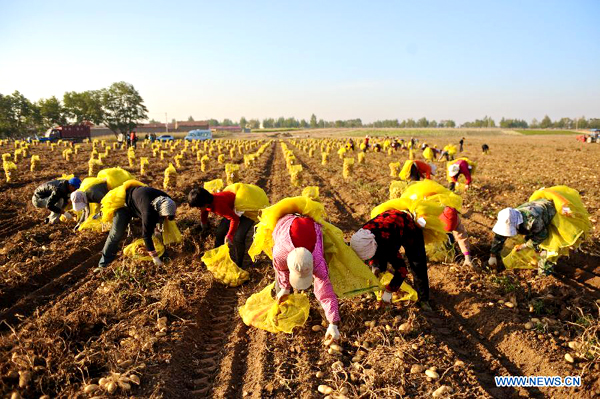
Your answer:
188,187 -> 255,267
350,209 -> 431,310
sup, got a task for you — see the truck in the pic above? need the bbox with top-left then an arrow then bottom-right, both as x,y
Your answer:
37,125 -> 91,143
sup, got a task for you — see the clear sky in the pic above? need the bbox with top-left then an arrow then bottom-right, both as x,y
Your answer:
1,0 -> 599,124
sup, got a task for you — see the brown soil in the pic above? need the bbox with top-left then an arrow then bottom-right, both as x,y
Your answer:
0,135 -> 598,398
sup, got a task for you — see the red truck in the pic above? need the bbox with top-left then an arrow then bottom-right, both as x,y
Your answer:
38,125 -> 91,143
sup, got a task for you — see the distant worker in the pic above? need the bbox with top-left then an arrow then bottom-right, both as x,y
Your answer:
459,137 -> 465,152
187,187 -> 256,267
32,177 -> 81,224
400,160 -> 437,181
98,186 -> 176,270
439,207 -> 473,268
351,209 -> 431,310
447,159 -> 473,191
130,131 -> 138,149
482,144 -> 490,154
272,213 -> 340,342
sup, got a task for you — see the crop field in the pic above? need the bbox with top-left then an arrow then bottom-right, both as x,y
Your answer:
0,135 -> 599,399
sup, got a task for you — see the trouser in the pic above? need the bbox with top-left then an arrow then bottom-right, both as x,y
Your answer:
98,208 -> 132,268
32,196 -> 66,221
409,164 -> 421,181
215,215 -> 255,267
402,227 -> 430,301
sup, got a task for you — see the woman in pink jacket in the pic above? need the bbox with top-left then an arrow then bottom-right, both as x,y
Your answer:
272,214 -> 341,342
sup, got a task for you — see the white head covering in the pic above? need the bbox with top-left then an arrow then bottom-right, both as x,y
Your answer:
287,247 -> 314,290
152,196 -> 177,217
448,163 -> 460,177
70,190 -> 87,212
492,208 -> 523,237
350,228 -> 378,260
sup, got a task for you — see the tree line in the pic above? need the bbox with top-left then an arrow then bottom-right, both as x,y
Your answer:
0,82 -> 147,138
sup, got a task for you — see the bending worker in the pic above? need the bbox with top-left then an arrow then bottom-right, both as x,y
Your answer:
350,209 -> 431,310
447,159 -> 472,191
272,213 -> 340,342
70,179 -> 109,230
32,177 -> 81,224
439,206 -> 473,267
99,185 -> 176,269
188,187 -> 255,267
488,199 -> 555,273
400,160 -> 436,181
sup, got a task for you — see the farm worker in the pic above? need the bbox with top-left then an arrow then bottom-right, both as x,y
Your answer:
98,186 -> 176,270
130,131 -> 138,148
488,200 -> 555,272
459,137 -> 465,152
188,187 -> 255,267
272,214 -> 341,342
482,144 -> 490,154
32,177 -> 81,224
439,207 -> 473,267
346,139 -> 355,151
447,160 -> 472,191
363,135 -> 370,150
70,180 -> 109,230
350,209 -> 431,310
401,160 -> 436,181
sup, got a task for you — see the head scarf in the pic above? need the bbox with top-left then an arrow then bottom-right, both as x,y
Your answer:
492,208 -> 523,237
448,163 -> 460,177
152,196 -> 176,217
70,190 -> 88,212
350,228 -> 378,260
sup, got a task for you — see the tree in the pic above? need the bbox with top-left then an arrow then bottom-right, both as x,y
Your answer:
576,117 -> 588,129
318,119 -> 325,128
37,96 -> 67,128
443,120 -> 456,128
63,90 -> 104,125
187,115 -> 195,122
540,115 -> 552,129
262,118 -> 274,128
310,113 -> 318,128
0,91 -> 37,137
222,118 -> 234,126
101,82 -> 148,137
149,118 -> 159,123
248,119 -> 260,129
207,118 -> 220,126
530,118 -> 539,128
239,116 -> 248,128
428,120 -> 438,128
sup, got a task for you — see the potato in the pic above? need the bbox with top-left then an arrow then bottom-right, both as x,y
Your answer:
18,371 -> 31,388
84,384 -> 99,394
329,344 -> 342,352
129,374 -> 141,385
107,381 -> 117,394
312,325 -> 322,332
425,369 -> 439,379
318,385 -> 333,395
564,353 -> 575,363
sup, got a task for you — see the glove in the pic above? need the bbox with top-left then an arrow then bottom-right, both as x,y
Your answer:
63,211 -> 73,221
488,256 -> 497,267
324,324 -> 340,342
276,288 -> 290,303
152,256 -> 164,266
381,290 -> 393,303
47,214 -> 60,224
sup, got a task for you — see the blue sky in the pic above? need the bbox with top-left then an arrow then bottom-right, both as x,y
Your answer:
1,0 -> 599,123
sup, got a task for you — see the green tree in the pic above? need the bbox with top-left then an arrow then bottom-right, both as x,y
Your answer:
37,96 -> 67,128
149,118 -> 159,123
248,119 -> 260,129
444,120 -> 456,128
310,113 -> 318,128
222,118 -> 234,126
63,90 -> 104,124
187,115 -> 195,122
428,120 -> 438,128
262,118 -> 274,128
101,82 -> 148,137
540,115 -> 552,129
207,118 -> 220,126
318,119 -> 325,128
239,116 -> 248,128
530,118 -> 539,128
576,117 -> 588,129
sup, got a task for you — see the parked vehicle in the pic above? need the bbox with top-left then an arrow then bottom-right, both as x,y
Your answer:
157,134 -> 175,142
184,129 -> 212,141
38,125 -> 91,143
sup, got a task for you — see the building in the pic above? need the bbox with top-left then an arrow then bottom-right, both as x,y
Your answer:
211,125 -> 242,133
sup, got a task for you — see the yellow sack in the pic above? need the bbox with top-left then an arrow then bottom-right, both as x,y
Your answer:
321,222 -> 382,297
302,186 -> 320,201
204,179 -> 224,193
375,272 -> 418,302
101,180 -> 146,223
371,199 -> 447,245
201,244 -> 249,287
164,163 -> 177,190
399,160 -> 414,181
78,212 -> 103,232
123,237 -> 165,261
224,183 -> 270,214
225,163 -> 240,185
446,158 -> 476,182
400,180 -> 462,212
79,177 -> 105,192
389,162 -> 401,177
423,147 -> 434,161
444,144 -> 457,156
238,282 -> 310,334
3,161 -> 17,182
162,219 -> 182,245
502,245 -> 539,270
389,180 -> 409,200
97,167 -> 133,190
528,185 -> 591,261
426,241 -> 455,263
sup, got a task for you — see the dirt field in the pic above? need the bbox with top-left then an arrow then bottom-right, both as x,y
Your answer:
0,135 -> 598,398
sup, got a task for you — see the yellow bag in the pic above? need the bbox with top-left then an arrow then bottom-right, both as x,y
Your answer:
238,282 -> 310,334
400,180 -> 463,212
371,199 -> 447,245
502,245 -> 539,270
101,180 -> 146,223
444,144 -> 457,156
204,179 -> 224,193
3,161 -> 17,182
79,177 -> 105,192
528,186 -> 591,261
342,157 -> 354,178
426,241 -> 455,263
225,163 -> 240,185
78,211 -> 103,232
389,162 -> 401,177
302,186 -> 320,201
201,244 -> 250,287
423,147 -> 434,161
97,167 -> 133,190
162,219 -> 182,245
224,183 -> 270,214
389,180 -> 409,200
375,272 -> 418,302
123,237 -> 165,261
163,163 -> 177,190
399,160 -> 414,181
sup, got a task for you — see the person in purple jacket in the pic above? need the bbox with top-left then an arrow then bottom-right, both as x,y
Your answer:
272,213 -> 341,343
